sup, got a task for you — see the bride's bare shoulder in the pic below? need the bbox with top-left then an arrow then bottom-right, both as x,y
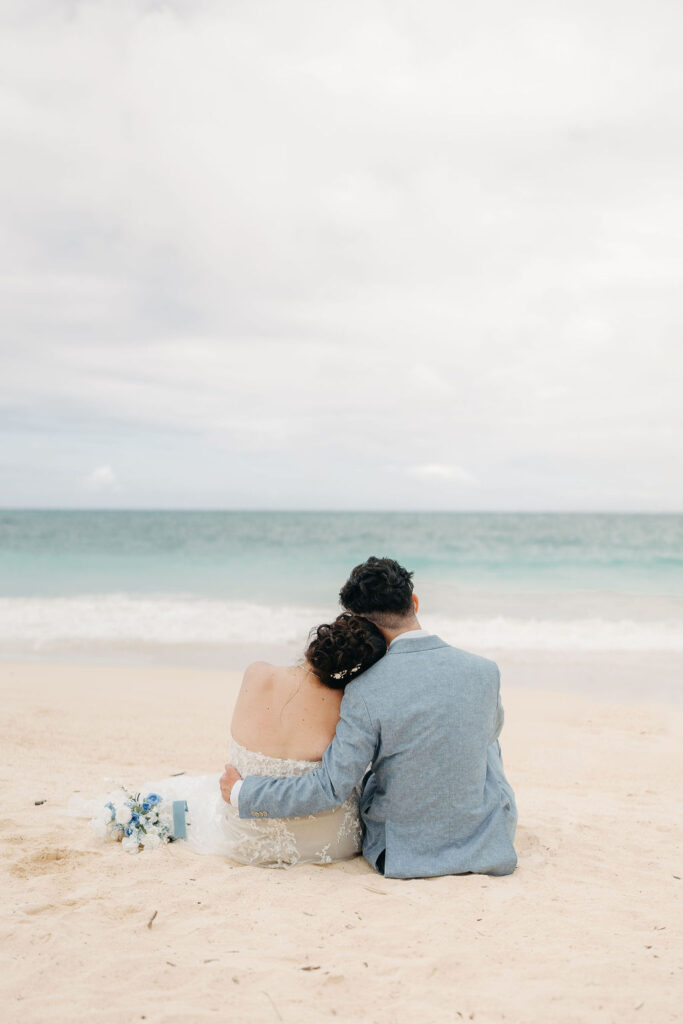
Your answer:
239,661 -> 275,691
238,661 -> 295,695
232,663 -> 299,729
242,660 -> 275,679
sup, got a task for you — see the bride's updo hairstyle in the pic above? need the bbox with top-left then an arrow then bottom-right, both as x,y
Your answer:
305,613 -> 386,690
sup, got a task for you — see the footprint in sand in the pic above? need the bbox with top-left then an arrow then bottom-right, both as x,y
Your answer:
10,847 -> 99,879
515,828 -> 556,866
23,897 -> 89,916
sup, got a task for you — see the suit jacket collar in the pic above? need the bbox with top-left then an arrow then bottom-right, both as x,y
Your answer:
386,634 -> 448,655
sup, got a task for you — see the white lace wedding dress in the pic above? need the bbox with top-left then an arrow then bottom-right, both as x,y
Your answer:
71,737 -> 363,869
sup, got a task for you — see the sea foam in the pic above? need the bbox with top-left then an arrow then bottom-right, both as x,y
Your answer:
0,595 -> 681,653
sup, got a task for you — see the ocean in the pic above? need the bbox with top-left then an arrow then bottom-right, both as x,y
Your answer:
0,511 -> 681,680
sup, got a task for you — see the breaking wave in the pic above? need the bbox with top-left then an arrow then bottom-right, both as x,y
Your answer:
0,594 -> 681,653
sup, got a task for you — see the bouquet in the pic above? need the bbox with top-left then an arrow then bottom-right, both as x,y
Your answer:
90,788 -> 187,854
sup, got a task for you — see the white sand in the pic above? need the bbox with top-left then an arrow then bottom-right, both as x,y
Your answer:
1,657 -> 682,1024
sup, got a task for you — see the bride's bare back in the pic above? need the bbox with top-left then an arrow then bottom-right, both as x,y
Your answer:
230,661 -> 343,762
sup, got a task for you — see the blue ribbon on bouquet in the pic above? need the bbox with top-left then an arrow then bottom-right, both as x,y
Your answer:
171,800 -> 188,840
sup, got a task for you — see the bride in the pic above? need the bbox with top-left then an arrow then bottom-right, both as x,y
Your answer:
72,613 -> 386,868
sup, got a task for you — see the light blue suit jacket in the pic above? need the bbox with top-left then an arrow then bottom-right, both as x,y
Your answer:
238,635 -> 518,878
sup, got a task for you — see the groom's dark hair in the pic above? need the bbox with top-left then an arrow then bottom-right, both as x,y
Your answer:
339,557 -> 415,626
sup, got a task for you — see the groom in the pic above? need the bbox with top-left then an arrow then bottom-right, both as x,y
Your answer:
220,556 -> 518,878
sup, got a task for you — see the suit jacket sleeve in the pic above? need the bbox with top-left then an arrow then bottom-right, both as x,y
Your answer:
237,683 -> 378,820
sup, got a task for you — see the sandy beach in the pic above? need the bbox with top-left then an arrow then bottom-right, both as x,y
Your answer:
1,656 -> 682,1024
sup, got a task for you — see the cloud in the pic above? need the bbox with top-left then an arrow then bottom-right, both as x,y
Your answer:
83,465 -> 120,493
0,1 -> 681,509
408,464 -> 478,485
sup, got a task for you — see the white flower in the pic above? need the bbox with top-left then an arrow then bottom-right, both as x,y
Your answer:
116,806 -> 132,826
121,835 -> 141,854
141,831 -> 162,850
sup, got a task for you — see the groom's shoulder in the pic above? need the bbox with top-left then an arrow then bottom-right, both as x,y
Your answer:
345,640 -> 499,697
396,638 -> 501,683
389,635 -> 499,676
444,643 -> 500,677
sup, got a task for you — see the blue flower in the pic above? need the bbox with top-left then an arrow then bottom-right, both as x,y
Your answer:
125,826 -> 134,836
129,812 -> 140,825
141,801 -> 151,812
146,793 -> 161,806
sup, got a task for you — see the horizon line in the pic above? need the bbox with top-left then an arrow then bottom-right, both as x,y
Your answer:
1,507 -> 681,516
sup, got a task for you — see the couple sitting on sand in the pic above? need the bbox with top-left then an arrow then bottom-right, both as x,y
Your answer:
149,556 -> 517,878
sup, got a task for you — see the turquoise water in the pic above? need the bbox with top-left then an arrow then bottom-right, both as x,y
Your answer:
0,511 -> 681,661
1,510 -> 681,600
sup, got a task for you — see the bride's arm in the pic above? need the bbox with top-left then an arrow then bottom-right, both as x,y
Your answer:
230,684 -> 378,819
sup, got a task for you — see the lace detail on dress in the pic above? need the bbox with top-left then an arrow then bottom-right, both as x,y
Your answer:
229,737 -> 323,780
225,737 -> 362,868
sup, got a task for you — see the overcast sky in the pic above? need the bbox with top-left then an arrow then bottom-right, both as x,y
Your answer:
1,0 -> 681,510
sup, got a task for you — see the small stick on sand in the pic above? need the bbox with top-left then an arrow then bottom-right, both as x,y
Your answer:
147,910 -> 158,929
262,991 -> 283,1020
